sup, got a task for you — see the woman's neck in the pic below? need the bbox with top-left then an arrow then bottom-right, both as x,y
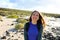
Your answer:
31,21 -> 37,24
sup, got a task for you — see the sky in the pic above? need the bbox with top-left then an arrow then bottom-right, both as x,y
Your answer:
0,0 -> 60,14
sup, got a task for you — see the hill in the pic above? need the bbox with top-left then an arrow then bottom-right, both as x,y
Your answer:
0,8 -> 60,18
0,8 -> 32,16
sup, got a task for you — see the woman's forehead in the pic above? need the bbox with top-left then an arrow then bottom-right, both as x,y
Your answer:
32,12 -> 39,15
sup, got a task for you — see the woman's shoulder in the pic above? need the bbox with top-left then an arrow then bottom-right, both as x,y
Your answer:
25,22 -> 30,25
24,22 -> 30,31
37,23 -> 43,29
24,22 -> 30,27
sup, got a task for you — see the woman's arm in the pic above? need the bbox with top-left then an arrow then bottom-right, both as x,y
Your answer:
24,23 -> 28,40
38,24 -> 43,40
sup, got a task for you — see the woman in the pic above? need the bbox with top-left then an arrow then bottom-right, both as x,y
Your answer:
24,10 -> 45,40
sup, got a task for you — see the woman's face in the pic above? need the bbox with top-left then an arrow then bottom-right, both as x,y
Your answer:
31,12 -> 39,22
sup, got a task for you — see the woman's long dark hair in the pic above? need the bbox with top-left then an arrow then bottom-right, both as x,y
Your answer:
29,10 -> 45,28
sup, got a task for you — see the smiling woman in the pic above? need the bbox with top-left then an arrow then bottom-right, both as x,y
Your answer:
24,10 -> 46,40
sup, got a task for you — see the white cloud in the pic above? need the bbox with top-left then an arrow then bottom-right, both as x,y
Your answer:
0,0 -> 18,9
25,0 -> 60,14
0,0 -> 60,14
26,4 -> 60,14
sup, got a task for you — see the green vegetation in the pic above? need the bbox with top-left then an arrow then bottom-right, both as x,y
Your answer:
15,23 -> 24,30
0,8 -> 30,30
16,18 -> 28,23
0,15 -> 2,20
0,8 -> 60,30
15,18 -> 28,30
42,12 -> 60,18
0,8 -> 60,18
0,8 -> 32,16
7,14 -> 19,18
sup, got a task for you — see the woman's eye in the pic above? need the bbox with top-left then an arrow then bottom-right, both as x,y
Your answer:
32,13 -> 39,16
36,15 -> 39,16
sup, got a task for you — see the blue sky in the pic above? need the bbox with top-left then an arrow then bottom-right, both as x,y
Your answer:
0,0 -> 60,14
